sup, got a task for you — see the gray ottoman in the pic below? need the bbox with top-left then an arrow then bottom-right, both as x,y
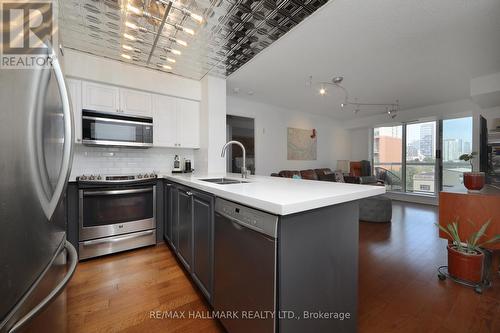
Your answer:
359,195 -> 392,223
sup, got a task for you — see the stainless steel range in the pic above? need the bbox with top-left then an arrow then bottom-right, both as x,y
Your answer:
77,173 -> 158,260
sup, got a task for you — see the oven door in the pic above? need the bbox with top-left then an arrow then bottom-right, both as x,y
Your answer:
79,185 -> 156,241
81,110 -> 153,148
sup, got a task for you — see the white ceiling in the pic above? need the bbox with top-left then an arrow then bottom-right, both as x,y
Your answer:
227,0 -> 500,120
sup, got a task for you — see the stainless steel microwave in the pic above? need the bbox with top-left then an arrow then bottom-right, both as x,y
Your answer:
82,110 -> 153,148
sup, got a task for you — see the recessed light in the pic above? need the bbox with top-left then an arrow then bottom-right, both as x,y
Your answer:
319,87 -> 327,96
166,58 -> 176,63
170,49 -> 181,55
121,54 -> 131,60
125,21 -> 138,30
175,39 -> 187,47
162,64 -> 172,70
126,4 -> 143,16
180,26 -> 195,36
123,33 -> 136,41
122,44 -> 133,51
190,13 -> 203,24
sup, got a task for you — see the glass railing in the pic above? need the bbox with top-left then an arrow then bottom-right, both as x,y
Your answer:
373,163 -> 403,192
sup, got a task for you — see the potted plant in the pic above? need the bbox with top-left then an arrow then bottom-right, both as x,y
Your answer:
437,219 -> 500,283
459,152 -> 485,191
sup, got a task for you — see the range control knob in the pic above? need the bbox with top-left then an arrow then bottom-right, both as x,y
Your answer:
96,175 -> 102,180
137,174 -> 143,179
79,175 -> 87,181
89,175 -> 95,181
150,173 -> 156,178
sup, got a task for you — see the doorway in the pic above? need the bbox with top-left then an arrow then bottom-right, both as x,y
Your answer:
226,115 -> 255,174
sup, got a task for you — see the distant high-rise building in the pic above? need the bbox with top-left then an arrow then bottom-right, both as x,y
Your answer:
443,139 -> 459,161
420,123 -> 434,158
463,141 -> 472,154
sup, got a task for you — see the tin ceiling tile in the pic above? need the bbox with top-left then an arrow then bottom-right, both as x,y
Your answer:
59,0 -> 329,79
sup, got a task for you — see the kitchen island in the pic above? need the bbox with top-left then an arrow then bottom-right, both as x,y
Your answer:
161,173 -> 385,333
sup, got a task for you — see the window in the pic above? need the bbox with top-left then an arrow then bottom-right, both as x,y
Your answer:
406,121 -> 436,195
442,117 -> 473,190
420,184 -> 431,191
372,117 -> 473,195
373,125 -> 403,192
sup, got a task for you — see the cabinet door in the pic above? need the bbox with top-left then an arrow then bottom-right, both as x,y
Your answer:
81,81 -> 120,113
120,88 -> 152,117
66,79 -> 82,143
177,186 -> 193,269
171,185 -> 179,250
152,94 -> 177,147
192,190 -> 214,302
176,99 -> 200,148
163,182 -> 174,246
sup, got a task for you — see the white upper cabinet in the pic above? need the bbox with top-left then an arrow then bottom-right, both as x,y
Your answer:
152,94 -> 177,147
152,94 -> 200,149
66,78 -> 82,143
119,88 -> 152,117
176,99 -> 200,149
75,80 -> 199,149
81,81 -> 120,113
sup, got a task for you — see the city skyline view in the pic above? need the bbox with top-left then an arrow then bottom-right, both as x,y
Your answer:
373,117 -> 474,193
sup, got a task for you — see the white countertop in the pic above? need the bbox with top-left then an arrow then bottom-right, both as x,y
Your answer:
161,173 -> 386,215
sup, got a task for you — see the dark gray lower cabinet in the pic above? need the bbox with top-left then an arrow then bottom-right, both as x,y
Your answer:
163,182 -> 214,303
192,191 -> 214,300
163,182 -> 177,249
177,186 -> 193,268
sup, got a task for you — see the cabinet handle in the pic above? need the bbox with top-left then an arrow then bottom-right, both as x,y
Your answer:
186,191 -> 193,196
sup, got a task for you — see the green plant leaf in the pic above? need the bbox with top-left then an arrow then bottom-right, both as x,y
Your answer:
448,222 -> 463,251
436,223 -> 454,240
477,234 -> 500,248
471,220 -> 491,247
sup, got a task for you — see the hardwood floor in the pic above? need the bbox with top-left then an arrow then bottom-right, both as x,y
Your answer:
358,202 -> 500,333
65,201 -> 499,333
65,245 -> 223,333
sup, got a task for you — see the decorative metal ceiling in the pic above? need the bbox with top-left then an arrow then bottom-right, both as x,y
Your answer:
59,0 -> 329,80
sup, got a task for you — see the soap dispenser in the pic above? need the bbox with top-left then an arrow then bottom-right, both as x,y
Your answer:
172,155 -> 182,173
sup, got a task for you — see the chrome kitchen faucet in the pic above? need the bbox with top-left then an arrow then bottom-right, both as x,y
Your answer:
221,140 -> 248,179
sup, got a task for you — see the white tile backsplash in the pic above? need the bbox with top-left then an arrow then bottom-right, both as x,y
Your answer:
70,144 -> 195,180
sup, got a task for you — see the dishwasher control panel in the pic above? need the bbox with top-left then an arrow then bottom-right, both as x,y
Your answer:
215,198 -> 279,238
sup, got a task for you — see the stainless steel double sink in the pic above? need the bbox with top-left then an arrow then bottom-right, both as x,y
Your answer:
200,178 -> 249,185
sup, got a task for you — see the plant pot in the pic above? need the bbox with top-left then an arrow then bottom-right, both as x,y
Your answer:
447,244 -> 484,283
463,172 -> 485,191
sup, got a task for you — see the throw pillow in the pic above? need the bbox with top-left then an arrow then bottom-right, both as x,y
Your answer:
334,171 -> 345,183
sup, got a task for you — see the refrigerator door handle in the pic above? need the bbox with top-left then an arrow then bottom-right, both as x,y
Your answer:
8,241 -> 78,333
31,47 -> 74,221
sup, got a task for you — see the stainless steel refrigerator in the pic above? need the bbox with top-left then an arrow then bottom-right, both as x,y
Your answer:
0,45 -> 77,333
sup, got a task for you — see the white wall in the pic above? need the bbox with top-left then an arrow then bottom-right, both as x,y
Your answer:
227,96 -> 351,176
349,128 -> 371,162
195,76 -> 227,174
64,49 -> 201,101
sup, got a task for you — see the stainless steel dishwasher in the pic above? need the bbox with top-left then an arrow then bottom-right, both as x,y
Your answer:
214,198 -> 278,333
